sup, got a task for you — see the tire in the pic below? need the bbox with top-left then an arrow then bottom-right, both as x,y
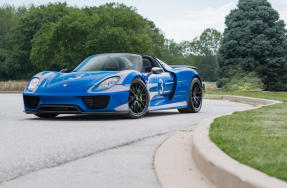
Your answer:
178,77 -> 203,113
127,79 -> 150,119
35,113 -> 58,118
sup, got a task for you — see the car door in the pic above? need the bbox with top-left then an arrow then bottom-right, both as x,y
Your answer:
147,71 -> 175,108
157,72 -> 175,97
142,56 -> 175,107
141,57 -> 160,104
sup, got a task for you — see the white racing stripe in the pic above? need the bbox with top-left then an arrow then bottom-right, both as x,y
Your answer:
114,103 -> 129,112
149,101 -> 187,111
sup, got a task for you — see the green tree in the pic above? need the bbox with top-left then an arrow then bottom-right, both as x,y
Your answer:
31,3 -> 156,71
193,56 -> 218,81
181,28 -> 222,81
189,28 -> 222,56
0,3 -> 223,82
0,6 -> 22,79
218,0 -> 287,91
143,20 -> 168,61
31,10 -> 94,70
1,3 -> 71,79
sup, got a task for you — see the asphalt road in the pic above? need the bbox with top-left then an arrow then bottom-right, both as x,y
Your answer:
0,94 -> 252,188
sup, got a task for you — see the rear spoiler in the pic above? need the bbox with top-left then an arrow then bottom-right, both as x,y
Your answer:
170,65 -> 197,70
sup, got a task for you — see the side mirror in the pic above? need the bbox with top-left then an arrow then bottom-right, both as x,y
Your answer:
151,67 -> 164,74
60,68 -> 69,73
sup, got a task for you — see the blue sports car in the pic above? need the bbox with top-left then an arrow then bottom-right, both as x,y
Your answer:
23,53 -> 203,119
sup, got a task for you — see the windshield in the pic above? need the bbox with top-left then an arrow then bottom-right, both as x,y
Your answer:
74,54 -> 142,72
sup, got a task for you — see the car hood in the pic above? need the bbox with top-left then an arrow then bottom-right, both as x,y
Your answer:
36,71 -> 119,94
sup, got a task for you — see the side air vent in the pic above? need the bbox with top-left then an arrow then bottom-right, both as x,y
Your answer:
82,96 -> 110,109
24,95 -> 40,109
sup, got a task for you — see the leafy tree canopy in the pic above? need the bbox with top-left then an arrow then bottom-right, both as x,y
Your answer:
0,3 -> 221,82
189,28 -> 222,56
218,0 -> 287,91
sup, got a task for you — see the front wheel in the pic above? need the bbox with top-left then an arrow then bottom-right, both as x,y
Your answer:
178,77 -> 202,113
35,113 -> 58,118
127,79 -> 150,119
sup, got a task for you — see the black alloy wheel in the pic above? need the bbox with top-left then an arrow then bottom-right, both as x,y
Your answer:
178,77 -> 202,113
128,79 -> 149,119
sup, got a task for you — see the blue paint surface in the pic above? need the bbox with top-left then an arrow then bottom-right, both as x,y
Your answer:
23,54 -> 201,114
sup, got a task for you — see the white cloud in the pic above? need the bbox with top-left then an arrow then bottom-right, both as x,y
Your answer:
272,0 -> 287,7
270,0 -> 287,22
158,2 -> 236,42
278,10 -> 287,22
158,0 -> 287,42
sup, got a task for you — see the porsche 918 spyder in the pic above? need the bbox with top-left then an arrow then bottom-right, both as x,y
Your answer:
23,53 -> 203,118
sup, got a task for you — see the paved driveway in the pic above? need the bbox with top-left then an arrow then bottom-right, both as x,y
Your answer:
0,94 -> 251,188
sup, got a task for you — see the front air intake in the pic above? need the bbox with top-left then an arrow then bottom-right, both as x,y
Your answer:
24,95 -> 40,109
82,96 -> 110,109
38,105 -> 82,113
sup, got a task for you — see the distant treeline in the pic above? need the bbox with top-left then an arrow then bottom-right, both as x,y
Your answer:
0,3 -> 221,81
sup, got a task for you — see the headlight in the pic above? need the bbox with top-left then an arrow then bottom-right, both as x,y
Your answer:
28,78 -> 40,91
95,77 -> 120,90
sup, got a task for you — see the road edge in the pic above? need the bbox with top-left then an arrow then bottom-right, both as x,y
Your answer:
192,95 -> 287,188
155,95 -> 287,188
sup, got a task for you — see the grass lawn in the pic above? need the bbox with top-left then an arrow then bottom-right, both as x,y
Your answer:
208,90 -> 287,181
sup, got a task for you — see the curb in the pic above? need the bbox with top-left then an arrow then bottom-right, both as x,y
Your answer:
154,131 -> 216,188
192,95 -> 286,188
205,94 -> 280,106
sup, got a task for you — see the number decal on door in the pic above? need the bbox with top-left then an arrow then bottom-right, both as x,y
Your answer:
158,78 -> 164,94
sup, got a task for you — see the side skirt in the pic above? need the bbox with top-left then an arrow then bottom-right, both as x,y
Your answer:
148,101 -> 187,111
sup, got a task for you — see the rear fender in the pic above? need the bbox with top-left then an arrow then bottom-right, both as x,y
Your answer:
171,69 -> 201,102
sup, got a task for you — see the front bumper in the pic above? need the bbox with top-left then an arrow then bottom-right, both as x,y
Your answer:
23,85 -> 130,114
24,105 -> 128,115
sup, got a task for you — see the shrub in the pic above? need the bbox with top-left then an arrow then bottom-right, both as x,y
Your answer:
223,72 -> 264,91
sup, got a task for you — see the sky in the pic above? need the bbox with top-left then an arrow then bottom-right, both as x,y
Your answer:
1,0 -> 287,42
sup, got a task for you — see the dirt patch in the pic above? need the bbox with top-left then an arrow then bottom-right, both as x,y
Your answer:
203,82 -> 217,90
0,80 -> 27,92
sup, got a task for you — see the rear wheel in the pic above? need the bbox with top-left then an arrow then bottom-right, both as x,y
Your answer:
178,78 -> 202,113
127,79 -> 149,119
35,113 -> 58,118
